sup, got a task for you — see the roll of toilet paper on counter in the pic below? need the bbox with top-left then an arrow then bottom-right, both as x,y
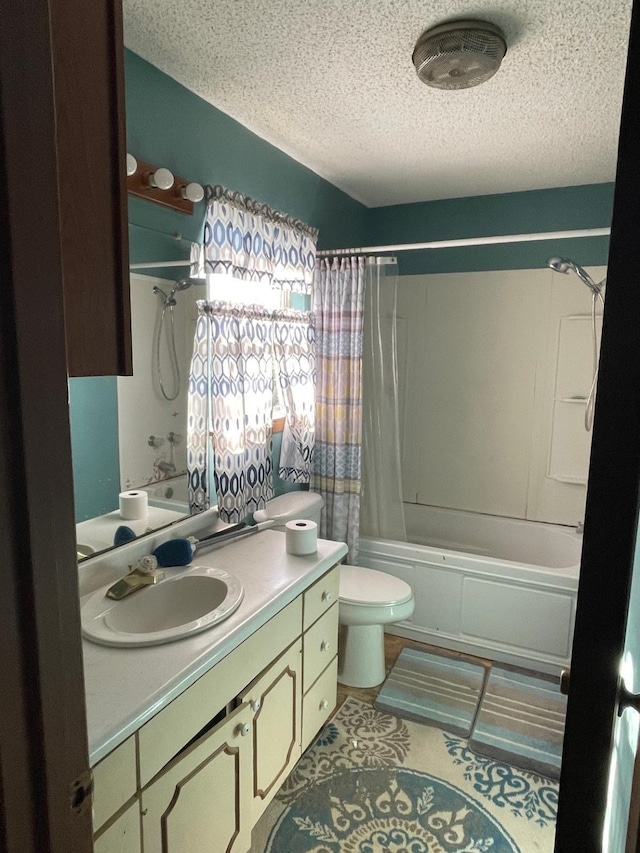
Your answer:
285,519 -> 318,555
119,490 -> 148,520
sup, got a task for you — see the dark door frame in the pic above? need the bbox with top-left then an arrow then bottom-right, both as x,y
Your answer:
555,0 -> 640,849
0,0 -> 94,850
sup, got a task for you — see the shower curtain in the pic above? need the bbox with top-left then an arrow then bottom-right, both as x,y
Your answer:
312,257 -> 366,562
360,257 -> 407,542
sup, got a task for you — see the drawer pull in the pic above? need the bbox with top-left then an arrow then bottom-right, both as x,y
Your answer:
319,699 -> 329,711
250,699 -> 261,713
236,722 -> 251,737
320,641 -> 330,653
322,591 -> 333,603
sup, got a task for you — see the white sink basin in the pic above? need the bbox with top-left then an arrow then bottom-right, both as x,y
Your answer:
81,565 -> 244,647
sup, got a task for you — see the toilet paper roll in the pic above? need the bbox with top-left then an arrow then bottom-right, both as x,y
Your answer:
285,519 -> 318,556
119,490 -> 148,521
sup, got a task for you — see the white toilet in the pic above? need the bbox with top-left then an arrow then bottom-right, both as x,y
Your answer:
254,491 -> 415,689
338,565 -> 414,688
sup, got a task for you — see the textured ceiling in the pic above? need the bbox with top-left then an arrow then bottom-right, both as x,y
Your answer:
123,0 -> 633,207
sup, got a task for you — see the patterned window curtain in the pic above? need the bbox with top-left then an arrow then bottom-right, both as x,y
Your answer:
202,185 -> 317,294
311,257 -> 366,563
187,309 -> 210,513
189,301 -> 275,523
187,187 -> 318,517
273,310 -> 316,482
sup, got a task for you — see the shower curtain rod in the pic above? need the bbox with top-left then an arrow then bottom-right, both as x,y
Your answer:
316,226 -> 611,257
130,259 -> 192,269
130,225 -> 611,268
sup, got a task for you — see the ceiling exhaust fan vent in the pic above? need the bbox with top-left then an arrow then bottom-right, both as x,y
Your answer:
412,20 -> 507,90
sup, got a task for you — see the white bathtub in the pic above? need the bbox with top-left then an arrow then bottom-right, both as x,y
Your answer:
358,504 -> 582,675
140,474 -> 189,513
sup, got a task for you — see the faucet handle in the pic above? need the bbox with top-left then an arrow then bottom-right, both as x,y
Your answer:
148,435 -> 165,448
130,555 -> 159,574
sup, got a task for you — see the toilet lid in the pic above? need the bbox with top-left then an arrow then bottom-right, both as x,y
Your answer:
340,565 -> 413,606
253,491 -> 323,523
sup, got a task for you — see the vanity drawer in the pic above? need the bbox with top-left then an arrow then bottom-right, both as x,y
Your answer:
301,656 -> 338,752
303,603 -> 338,693
92,735 -> 137,833
303,565 -> 340,631
138,595 -> 302,787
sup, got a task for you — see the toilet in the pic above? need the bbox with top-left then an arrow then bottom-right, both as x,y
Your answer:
254,491 -> 415,689
338,565 -> 414,688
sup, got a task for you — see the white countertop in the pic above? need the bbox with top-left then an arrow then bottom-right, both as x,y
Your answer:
82,529 -> 347,766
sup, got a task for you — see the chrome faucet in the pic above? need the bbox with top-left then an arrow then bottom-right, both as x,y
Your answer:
157,460 -> 176,475
106,556 -> 164,600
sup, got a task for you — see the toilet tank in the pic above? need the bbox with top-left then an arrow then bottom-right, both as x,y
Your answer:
254,491 -> 323,530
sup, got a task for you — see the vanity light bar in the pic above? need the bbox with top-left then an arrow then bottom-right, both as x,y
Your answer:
126,154 -> 204,216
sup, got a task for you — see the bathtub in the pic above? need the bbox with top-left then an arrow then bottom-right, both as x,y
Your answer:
140,474 -> 190,513
358,504 -> 582,675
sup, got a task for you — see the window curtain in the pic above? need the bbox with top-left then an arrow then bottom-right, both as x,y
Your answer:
273,311 -> 316,483
202,185 -> 317,294
187,308 -> 210,513
360,258 -> 407,542
311,257 -> 366,563
188,303 -> 316,517
189,301 -> 275,523
187,187 -> 318,517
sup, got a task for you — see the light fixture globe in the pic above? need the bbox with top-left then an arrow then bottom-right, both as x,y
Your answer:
412,20 -> 507,90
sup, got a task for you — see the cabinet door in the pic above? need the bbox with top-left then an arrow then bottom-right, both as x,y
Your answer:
141,704 -> 252,853
94,802 -> 141,853
49,0 -> 131,376
240,639 -> 302,822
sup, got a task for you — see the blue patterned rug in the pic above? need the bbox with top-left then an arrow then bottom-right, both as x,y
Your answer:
251,697 -> 558,852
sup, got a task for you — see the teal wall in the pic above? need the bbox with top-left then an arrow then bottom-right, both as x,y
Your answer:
125,49 -> 368,267
69,377 -> 120,521
368,183 -> 614,276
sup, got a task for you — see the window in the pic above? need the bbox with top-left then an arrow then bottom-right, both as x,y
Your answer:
206,273 -> 287,421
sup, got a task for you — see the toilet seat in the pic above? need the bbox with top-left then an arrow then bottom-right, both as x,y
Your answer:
340,565 -> 412,606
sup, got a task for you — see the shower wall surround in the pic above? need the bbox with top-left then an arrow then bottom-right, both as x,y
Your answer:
397,266 -> 606,527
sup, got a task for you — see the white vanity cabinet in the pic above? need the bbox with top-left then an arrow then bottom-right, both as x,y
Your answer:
91,562 -> 341,853
92,736 -> 140,853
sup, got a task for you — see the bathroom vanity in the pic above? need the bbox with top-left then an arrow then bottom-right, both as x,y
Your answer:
82,530 -> 346,853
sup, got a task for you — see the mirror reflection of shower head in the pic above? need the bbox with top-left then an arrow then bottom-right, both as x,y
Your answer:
174,276 -> 203,291
546,256 -> 603,295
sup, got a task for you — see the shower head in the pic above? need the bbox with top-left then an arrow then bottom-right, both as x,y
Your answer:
173,277 -> 203,291
165,277 -> 205,301
547,257 -> 571,274
546,256 -> 603,295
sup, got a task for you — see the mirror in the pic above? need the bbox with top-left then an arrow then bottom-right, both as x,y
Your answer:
70,257 -> 204,559
69,163 -> 213,560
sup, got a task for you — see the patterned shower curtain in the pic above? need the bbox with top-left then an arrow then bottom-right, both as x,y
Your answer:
312,257 -> 366,562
